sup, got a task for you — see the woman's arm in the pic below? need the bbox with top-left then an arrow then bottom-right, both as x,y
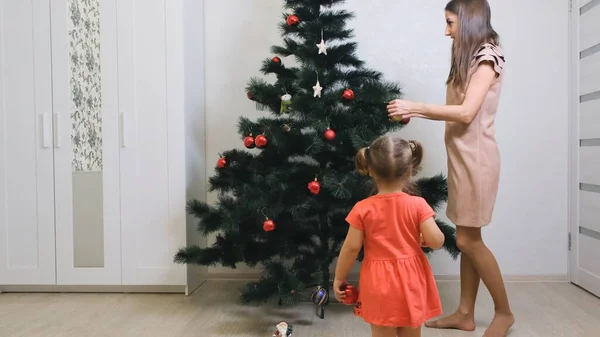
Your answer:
387,62 -> 497,124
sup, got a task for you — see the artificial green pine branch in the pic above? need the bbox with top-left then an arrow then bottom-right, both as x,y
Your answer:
175,0 -> 458,317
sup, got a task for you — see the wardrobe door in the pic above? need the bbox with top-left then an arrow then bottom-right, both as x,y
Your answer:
50,0 -> 121,285
0,0 -> 56,285
117,0 -> 186,285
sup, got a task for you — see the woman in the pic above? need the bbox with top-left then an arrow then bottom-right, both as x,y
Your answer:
387,1 -> 514,337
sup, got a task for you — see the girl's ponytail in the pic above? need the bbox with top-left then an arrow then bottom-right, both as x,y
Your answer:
355,147 -> 370,176
408,140 -> 424,169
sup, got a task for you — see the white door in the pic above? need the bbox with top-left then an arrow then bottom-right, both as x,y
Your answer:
117,0 -> 186,285
50,0 -> 122,285
0,0 -> 56,285
569,0 -> 600,297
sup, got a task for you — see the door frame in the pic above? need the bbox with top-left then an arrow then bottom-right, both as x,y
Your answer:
568,0 -> 600,298
567,0 -> 579,285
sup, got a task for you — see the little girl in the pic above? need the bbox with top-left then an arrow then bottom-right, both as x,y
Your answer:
334,135 -> 445,337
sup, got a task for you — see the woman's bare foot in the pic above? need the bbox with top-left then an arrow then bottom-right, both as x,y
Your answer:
424,311 -> 476,331
483,312 -> 515,337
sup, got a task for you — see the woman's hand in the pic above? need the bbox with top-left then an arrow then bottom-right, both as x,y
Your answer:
333,279 -> 346,303
387,99 -> 425,120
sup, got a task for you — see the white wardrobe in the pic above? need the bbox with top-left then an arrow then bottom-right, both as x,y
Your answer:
0,0 -> 206,293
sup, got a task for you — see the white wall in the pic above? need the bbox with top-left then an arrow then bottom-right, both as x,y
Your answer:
203,0 -> 569,278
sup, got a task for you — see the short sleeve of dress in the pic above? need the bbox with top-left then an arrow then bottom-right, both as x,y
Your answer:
474,43 -> 505,76
345,203 -> 364,231
417,197 -> 436,224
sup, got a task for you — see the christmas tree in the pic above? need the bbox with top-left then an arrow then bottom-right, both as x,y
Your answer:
174,0 -> 459,318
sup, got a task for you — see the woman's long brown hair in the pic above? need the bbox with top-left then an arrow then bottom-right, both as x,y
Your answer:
445,0 -> 499,89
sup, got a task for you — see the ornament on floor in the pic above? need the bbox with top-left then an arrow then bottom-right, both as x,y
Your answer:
216,156 -> 227,168
316,29 -> 328,55
280,93 -> 292,113
272,321 -> 293,337
308,177 -> 321,195
310,285 -> 328,319
324,127 -> 335,141
272,56 -> 281,64
342,88 -> 355,101
255,134 -> 268,148
340,282 -> 359,305
286,14 -> 300,27
261,208 -> 276,232
313,72 -> 323,98
244,134 -> 256,149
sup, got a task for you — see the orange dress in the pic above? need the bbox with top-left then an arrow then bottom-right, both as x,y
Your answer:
345,192 -> 442,328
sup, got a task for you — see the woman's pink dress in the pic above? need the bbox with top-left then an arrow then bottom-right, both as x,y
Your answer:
445,43 -> 506,227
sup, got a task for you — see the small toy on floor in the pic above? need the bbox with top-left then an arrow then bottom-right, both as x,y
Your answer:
272,321 -> 293,337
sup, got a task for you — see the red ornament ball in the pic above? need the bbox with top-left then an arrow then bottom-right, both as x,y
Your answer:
392,116 -> 410,124
308,179 -> 321,195
255,134 -> 268,148
263,219 -> 275,232
244,136 -> 255,149
247,92 -> 254,100
324,128 -> 336,141
286,14 -> 300,26
342,88 -> 355,100
341,283 -> 359,305
216,157 -> 227,168
272,56 -> 281,64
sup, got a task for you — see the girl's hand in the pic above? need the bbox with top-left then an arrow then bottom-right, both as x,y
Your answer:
333,279 -> 346,303
420,233 -> 427,247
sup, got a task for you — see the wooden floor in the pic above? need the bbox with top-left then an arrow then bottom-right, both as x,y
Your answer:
0,280 -> 599,337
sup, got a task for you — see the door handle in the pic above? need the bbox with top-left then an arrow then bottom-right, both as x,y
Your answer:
42,113 -> 51,148
53,113 -> 60,148
120,112 -> 127,147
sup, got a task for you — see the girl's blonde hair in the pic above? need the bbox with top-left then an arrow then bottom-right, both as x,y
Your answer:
355,136 -> 424,185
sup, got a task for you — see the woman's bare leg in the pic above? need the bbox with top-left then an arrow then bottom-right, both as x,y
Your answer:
426,226 -> 514,336
459,226 -> 514,336
397,326 -> 421,337
371,325 -> 397,337
425,251 -> 479,331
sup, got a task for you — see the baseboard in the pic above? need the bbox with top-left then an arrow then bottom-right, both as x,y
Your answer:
207,272 -> 569,283
185,279 -> 207,296
0,284 -> 187,294
435,274 -> 569,282
207,272 -> 262,281
207,271 -> 362,282
0,274 -> 568,294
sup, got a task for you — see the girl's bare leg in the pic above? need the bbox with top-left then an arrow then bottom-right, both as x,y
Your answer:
397,326 -> 421,337
371,325 -> 397,337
